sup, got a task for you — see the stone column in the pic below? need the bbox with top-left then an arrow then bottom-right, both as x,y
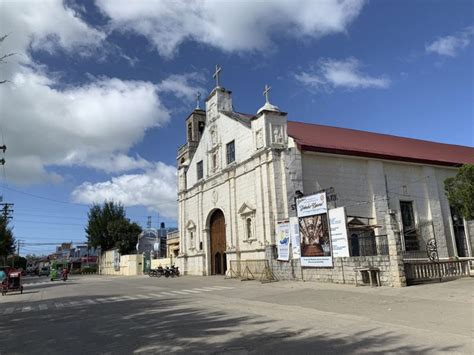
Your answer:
368,161 -> 406,287
422,167 -> 450,258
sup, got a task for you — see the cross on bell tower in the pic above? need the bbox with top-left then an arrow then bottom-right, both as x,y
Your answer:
213,64 -> 222,88
195,92 -> 201,109
263,84 -> 271,104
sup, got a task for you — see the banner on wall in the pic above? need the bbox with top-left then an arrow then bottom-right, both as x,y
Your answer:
289,217 -> 301,259
276,220 -> 290,261
113,249 -> 120,271
296,192 -> 327,217
329,207 -> 350,258
297,192 -> 333,267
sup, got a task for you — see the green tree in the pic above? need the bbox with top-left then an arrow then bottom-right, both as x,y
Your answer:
444,164 -> 474,220
0,217 -> 15,259
108,219 -> 142,255
85,202 -> 142,253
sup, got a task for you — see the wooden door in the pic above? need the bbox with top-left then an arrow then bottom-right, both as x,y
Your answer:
210,210 -> 226,275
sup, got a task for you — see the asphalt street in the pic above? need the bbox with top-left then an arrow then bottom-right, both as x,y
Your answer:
0,274 -> 472,354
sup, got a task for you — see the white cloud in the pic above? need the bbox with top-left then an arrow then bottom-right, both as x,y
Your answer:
71,162 -> 177,219
0,1 -> 204,184
157,72 -> 206,102
96,0 -> 365,57
426,28 -> 473,57
295,58 -> 390,90
1,68 -> 169,183
0,0 -> 105,62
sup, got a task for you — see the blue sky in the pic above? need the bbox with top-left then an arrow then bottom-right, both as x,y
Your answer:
0,0 -> 472,256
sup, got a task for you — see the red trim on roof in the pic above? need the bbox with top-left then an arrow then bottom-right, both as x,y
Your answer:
288,121 -> 474,167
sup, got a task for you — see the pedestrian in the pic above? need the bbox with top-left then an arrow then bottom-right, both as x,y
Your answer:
0,268 -> 6,285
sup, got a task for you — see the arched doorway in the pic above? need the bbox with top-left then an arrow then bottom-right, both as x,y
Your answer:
209,209 -> 226,275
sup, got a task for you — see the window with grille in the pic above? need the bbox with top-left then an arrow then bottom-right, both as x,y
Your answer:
226,140 -> 235,164
400,201 -> 418,251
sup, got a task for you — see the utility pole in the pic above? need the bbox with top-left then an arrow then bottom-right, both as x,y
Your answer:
0,203 -> 14,220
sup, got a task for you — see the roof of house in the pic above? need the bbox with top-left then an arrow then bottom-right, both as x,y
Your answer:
287,121 -> 474,167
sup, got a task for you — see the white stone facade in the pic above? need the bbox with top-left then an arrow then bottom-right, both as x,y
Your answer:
177,85 -> 473,282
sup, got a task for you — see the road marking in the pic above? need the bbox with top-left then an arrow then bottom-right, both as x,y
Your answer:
39,304 -> 48,311
3,307 -> 14,315
149,293 -> 164,298
83,299 -> 97,305
181,289 -> 201,293
135,294 -> 151,299
170,290 -> 190,295
121,295 -> 138,300
200,287 -> 223,291
208,286 -> 235,290
55,302 -> 64,309
95,298 -> 110,303
22,306 -> 32,312
159,292 -> 175,296
193,288 -> 214,292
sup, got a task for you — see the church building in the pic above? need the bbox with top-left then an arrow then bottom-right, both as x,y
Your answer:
176,67 -> 474,286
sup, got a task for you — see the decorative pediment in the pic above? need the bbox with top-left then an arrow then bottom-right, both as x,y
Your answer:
186,220 -> 196,230
238,202 -> 255,216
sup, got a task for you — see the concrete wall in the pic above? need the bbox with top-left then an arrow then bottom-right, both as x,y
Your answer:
266,247 -> 404,287
151,258 -> 172,269
299,152 -> 461,258
100,250 -> 144,276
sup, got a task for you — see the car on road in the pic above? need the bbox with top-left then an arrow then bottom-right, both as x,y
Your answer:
38,266 -> 50,277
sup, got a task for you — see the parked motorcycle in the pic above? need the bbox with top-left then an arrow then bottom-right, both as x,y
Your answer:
170,265 -> 180,277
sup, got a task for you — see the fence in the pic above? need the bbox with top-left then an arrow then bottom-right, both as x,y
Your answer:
226,259 -> 276,283
349,234 -> 389,257
404,260 -> 471,285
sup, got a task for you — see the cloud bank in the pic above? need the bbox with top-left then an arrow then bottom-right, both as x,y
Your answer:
96,0 -> 365,57
295,58 -> 390,91
72,162 -> 177,219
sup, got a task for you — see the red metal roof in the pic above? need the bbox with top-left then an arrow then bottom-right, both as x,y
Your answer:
287,121 -> 474,167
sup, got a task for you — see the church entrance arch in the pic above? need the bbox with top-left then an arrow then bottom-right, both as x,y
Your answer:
209,209 -> 227,275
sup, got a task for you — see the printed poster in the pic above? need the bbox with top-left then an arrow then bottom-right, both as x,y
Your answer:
329,207 -> 350,258
297,192 -> 333,267
289,217 -> 301,258
276,220 -> 290,261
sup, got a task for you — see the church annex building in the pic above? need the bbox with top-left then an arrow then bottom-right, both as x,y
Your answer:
176,70 -> 474,287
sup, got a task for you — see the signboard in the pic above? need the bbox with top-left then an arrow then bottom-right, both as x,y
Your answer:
113,249 -> 120,271
297,192 -> 333,267
296,192 -> 327,218
276,220 -> 290,261
289,217 -> 301,258
329,207 -> 350,258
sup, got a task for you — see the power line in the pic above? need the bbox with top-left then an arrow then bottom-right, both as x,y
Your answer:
3,185 -> 89,207
13,219 -> 85,226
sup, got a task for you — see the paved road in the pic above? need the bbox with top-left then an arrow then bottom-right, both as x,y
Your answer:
0,275 -> 472,354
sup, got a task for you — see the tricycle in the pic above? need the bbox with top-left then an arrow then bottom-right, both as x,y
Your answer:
1,266 -> 24,296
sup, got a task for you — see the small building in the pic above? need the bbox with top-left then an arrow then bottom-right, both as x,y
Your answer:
166,230 -> 179,260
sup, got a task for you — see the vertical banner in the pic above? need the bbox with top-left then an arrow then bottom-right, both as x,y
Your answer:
113,249 -> 120,271
289,217 -> 301,259
276,220 -> 290,261
329,207 -> 350,257
297,193 -> 333,267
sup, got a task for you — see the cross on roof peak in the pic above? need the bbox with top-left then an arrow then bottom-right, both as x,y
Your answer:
213,64 -> 222,88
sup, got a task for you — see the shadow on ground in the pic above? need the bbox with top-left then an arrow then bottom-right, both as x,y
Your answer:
0,294 -> 463,355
